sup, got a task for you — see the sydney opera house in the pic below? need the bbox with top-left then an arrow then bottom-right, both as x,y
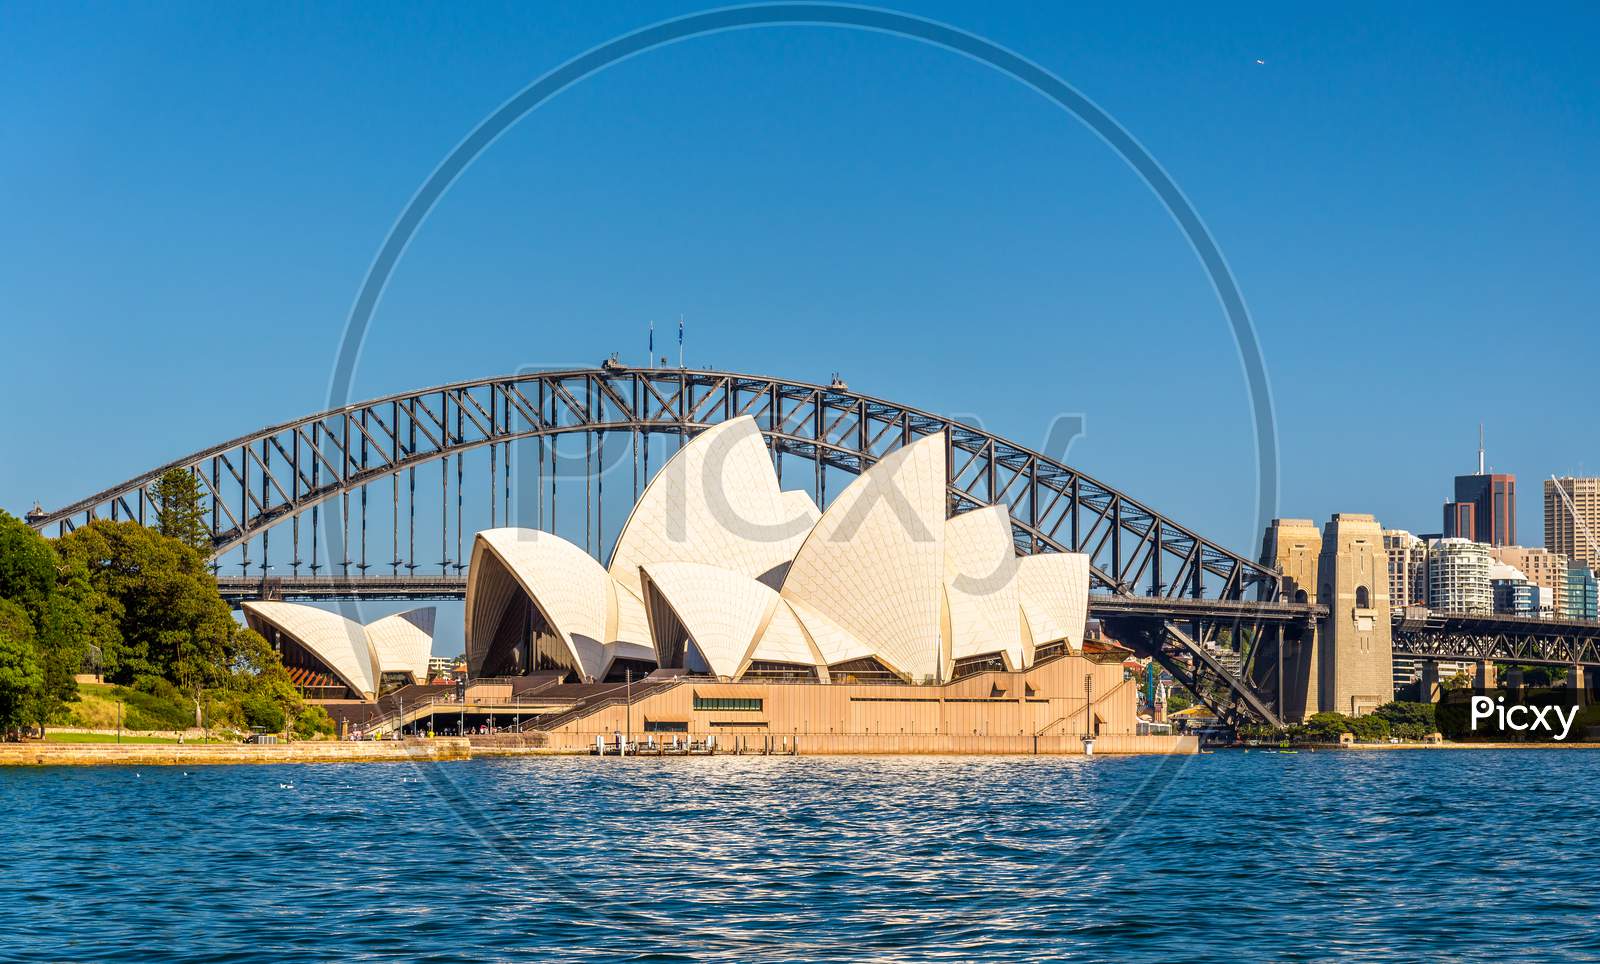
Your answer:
250,417 -> 1146,751
466,417 -> 1091,685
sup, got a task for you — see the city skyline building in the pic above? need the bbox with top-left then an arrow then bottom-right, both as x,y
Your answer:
1490,563 -> 1539,617
1427,538 -> 1494,614
1565,564 -> 1598,622
1382,529 -> 1428,608
1546,476 -> 1600,573
1491,545 -> 1569,617
1443,428 -> 1515,547
1442,501 -> 1477,542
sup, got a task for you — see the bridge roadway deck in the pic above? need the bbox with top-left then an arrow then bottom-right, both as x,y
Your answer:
215,575 -> 1327,622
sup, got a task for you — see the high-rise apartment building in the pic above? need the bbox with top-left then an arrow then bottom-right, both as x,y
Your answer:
1490,563 -> 1539,616
1565,565 -> 1599,622
1383,529 -> 1428,607
1545,477 -> 1600,573
1427,538 -> 1493,614
1492,545 -> 1569,617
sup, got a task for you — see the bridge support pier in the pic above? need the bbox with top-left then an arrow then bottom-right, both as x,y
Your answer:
1261,514 -> 1393,720
1475,661 -> 1496,690
1572,663 -> 1596,700
1418,661 -> 1441,702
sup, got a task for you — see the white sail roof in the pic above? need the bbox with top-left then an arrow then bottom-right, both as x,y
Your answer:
1016,552 -> 1091,652
610,581 -> 653,648
748,600 -> 824,669
469,528 -> 613,678
944,505 -> 1024,670
608,417 -> 812,600
365,608 -> 436,682
242,600 -> 380,700
786,597 -> 879,669
641,561 -> 779,679
781,432 -> 947,683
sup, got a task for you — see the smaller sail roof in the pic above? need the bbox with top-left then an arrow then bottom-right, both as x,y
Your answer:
747,600 -> 823,668
242,600 -> 380,700
641,561 -> 778,679
366,608 -> 436,682
944,505 -> 1024,670
1016,552 -> 1091,652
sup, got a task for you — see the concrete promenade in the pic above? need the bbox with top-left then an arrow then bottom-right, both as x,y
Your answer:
0,732 -> 1195,764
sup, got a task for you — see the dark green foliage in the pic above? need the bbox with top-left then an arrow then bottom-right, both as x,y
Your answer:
0,513 -> 94,731
151,468 -> 212,554
0,513 -> 335,740
1346,713 -> 1390,742
1302,711 -> 1352,743
0,599 -> 43,734
1374,701 -> 1435,729
1294,707 -> 1411,743
241,693 -> 285,732
0,513 -> 57,620
294,704 -> 335,739
55,520 -> 233,691
1372,700 -> 1438,741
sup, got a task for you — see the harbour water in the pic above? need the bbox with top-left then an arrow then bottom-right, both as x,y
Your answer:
7,750 -> 1599,961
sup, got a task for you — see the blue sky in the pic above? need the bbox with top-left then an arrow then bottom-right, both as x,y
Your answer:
4,0 -> 1597,567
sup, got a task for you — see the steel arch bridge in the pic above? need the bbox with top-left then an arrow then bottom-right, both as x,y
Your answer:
29,365 -> 1307,726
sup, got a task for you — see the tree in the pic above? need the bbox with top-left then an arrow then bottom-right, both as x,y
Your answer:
0,512 -> 58,622
1303,712 -> 1352,743
152,468 -> 212,554
0,512 -> 112,730
55,521 -> 233,691
294,705 -> 335,739
0,599 -> 42,737
1374,700 -> 1435,732
1346,713 -> 1391,742
1441,669 -> 1475,692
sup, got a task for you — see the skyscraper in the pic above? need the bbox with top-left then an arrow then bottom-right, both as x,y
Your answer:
1546,476 -> 1600,573
1442,501 -> 1477,541
1444,428 -> 1515,546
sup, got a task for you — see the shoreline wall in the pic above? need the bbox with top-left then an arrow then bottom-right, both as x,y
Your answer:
0,738 -> 472,767
0,733 -> 1194,765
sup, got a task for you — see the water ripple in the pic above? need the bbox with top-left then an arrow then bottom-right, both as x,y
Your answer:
4,751 -> 1599,961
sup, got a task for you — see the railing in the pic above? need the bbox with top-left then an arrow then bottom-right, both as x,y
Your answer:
519,679 -> 685,733
354,690 -> 581,737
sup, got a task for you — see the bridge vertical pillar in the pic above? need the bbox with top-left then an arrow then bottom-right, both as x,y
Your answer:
1315,514 -> 1395,717
1474,661 -> 1496,690
1419,661 -> 1441,702
1260,519 -> 1323,722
